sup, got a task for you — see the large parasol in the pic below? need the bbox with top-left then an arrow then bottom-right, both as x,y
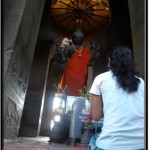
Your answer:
48,0 -> 112,40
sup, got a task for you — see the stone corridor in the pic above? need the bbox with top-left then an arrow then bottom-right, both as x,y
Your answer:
3,0 -> 145,149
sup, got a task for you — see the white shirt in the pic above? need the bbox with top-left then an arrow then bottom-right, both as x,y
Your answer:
90,71 -> 144,150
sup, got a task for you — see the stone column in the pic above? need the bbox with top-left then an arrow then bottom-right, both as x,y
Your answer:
3,0 -> 45,138
18,40 -> 52,137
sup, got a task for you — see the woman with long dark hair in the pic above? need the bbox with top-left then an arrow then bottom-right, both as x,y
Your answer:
89,46 -> 144,150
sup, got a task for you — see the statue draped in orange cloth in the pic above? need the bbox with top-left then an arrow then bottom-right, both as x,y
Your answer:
56,28 -> 100,96
60,45 -> 91,96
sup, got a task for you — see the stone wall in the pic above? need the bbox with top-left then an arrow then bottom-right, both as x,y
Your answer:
3,0 -> 145,139
3,0 -> 27,77
128,0 -> 145,78
3,0 -> 45,138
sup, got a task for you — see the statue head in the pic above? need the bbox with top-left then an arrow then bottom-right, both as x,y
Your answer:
72,28 -> 84,45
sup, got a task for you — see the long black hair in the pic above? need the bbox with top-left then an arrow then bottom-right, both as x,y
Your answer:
108,46 -> 140,93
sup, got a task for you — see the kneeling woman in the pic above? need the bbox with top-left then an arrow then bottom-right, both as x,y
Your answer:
89,46 -> 144,150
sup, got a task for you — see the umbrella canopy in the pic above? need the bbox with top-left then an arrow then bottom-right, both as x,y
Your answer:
48,0 -> 112,39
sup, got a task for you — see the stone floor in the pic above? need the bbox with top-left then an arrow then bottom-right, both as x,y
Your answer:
3,136 -> 89,150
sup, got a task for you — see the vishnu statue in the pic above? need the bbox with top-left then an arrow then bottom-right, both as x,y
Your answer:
55,28 -> 100,96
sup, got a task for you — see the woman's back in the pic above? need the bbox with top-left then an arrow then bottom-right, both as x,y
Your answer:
90,46 -> 144,150
92,71 -> 144,149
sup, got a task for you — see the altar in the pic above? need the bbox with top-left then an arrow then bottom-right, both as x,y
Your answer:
49,95 -> 103,146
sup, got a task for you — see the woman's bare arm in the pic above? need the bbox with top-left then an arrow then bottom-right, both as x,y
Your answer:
91,94 -> 103,120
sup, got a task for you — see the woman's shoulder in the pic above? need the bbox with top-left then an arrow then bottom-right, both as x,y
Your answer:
95,71 -> 112,80
97,71 -> 112,77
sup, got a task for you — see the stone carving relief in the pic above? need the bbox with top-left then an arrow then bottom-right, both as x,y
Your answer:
18,64 -> 24,86
17,63 -> 29,93
11,48 -> 21,76
18,71 -> 23,86
10,47 -> 29,94
23,74 -> 28,93
11,54 -> 19,75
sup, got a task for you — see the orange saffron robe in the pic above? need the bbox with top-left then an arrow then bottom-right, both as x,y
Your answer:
60,47 -> 91,96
